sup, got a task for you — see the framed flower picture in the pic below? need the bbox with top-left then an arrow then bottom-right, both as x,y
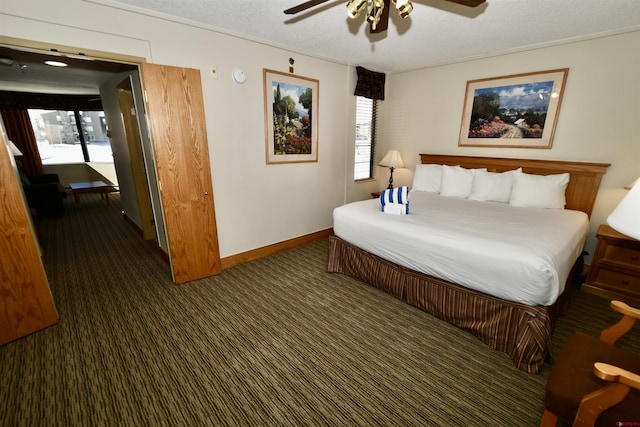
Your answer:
263,69 -> 319,164
458,68 -> 569,148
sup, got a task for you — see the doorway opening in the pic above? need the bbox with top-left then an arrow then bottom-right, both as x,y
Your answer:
0,42 -> 157,244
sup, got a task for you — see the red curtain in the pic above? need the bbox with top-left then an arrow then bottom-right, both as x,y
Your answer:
1,109 -> 43,175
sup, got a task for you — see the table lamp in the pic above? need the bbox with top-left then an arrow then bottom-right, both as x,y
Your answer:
607,177 -> 640,240
379,150 -> 404,189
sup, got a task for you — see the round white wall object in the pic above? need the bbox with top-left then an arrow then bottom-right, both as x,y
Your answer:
232,68 -> 246,84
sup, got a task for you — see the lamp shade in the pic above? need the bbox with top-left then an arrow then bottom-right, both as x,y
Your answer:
379,150 -> 404,169
8,140 -> 23,156
607,181 -> 640,240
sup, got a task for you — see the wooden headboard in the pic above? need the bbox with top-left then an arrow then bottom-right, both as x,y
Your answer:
419,154 -> 610,217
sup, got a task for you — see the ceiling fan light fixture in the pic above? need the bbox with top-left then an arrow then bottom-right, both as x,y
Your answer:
366,0 -> 385,30
393,0 -> 413,18
346,0 -> 368,18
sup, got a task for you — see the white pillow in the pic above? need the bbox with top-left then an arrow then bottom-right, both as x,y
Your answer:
412,164 -> 443,193
509,170 -> 570,209
468,169 -> 519,203
440,165 -> 480,198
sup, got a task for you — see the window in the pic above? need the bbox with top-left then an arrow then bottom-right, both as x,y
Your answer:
28,109 -> 112,164
353,96 -> 377,180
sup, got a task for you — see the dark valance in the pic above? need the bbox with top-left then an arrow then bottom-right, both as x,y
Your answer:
0,91 -> 103,111
354,66 -> 386,100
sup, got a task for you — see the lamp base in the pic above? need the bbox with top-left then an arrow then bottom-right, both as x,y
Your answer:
387,167 -> 395,189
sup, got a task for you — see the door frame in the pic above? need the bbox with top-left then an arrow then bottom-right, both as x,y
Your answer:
117,77 -> 156,241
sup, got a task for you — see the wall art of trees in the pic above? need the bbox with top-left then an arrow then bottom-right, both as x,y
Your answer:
272,82 -> 313,155
467,81 -> 553,139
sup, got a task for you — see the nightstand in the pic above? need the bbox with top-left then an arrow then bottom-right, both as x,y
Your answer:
371,191 -> 381,199
582,224 -> 640,305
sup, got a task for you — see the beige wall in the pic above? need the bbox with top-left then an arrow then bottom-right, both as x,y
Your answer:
0,0 -> 354,258
2,1 -> 638,262
43,163 -> 113,188
379,30 -> 640,262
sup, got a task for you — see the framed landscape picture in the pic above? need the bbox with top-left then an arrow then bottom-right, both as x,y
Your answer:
458,68 -> 568,148
263,69 -> 319,164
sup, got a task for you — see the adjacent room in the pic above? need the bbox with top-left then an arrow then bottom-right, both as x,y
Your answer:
1,0 -> 639,425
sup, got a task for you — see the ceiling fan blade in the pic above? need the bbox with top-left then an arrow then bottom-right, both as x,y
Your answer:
369,0 -> 390,34
444,0 -> 486,7
284,0 -> 332,14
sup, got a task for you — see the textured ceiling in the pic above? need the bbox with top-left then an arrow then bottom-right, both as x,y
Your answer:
111,0 -> 640,74
0,0 -> 638,95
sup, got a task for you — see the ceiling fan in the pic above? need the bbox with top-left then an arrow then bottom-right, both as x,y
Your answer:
284,0 -> 486,34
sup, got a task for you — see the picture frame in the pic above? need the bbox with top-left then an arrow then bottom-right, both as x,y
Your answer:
458,68 -> 568,149
263,69 -> 319,164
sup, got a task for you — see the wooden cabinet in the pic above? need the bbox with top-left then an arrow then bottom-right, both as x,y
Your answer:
583,224 -> 640,305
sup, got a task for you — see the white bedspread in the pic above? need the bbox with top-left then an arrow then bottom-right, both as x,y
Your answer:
333,191 -> 589,306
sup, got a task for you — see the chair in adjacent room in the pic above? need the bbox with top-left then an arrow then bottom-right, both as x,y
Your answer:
541,300 -> 640,426
18,168 -> 67,217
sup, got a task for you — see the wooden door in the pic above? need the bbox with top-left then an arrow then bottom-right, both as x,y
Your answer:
118,77 -> 156,241
139,63 -> 221,283
0,135 -> 58,345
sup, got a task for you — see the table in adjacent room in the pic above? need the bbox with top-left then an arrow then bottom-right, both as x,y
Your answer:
69,181 -> 113,207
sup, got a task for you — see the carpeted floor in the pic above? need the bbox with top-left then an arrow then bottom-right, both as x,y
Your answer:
0,193 -> 638,426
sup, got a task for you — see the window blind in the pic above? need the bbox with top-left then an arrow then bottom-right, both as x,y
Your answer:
354,96 -> 377,180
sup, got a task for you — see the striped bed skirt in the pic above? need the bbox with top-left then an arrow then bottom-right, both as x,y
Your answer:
327,235 -> 572,374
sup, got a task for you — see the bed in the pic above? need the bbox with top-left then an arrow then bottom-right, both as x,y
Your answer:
328,154 -> 610,373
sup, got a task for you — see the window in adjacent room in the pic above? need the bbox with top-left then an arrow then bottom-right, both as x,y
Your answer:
353,96 -> 377,180
28,109 -> 112,164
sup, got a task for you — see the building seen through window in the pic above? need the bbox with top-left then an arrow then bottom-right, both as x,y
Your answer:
28,109 -> 113,164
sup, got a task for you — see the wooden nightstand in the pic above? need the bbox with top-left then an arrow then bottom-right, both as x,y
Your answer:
582,224 -> 640,305
371,191 -> 381,199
